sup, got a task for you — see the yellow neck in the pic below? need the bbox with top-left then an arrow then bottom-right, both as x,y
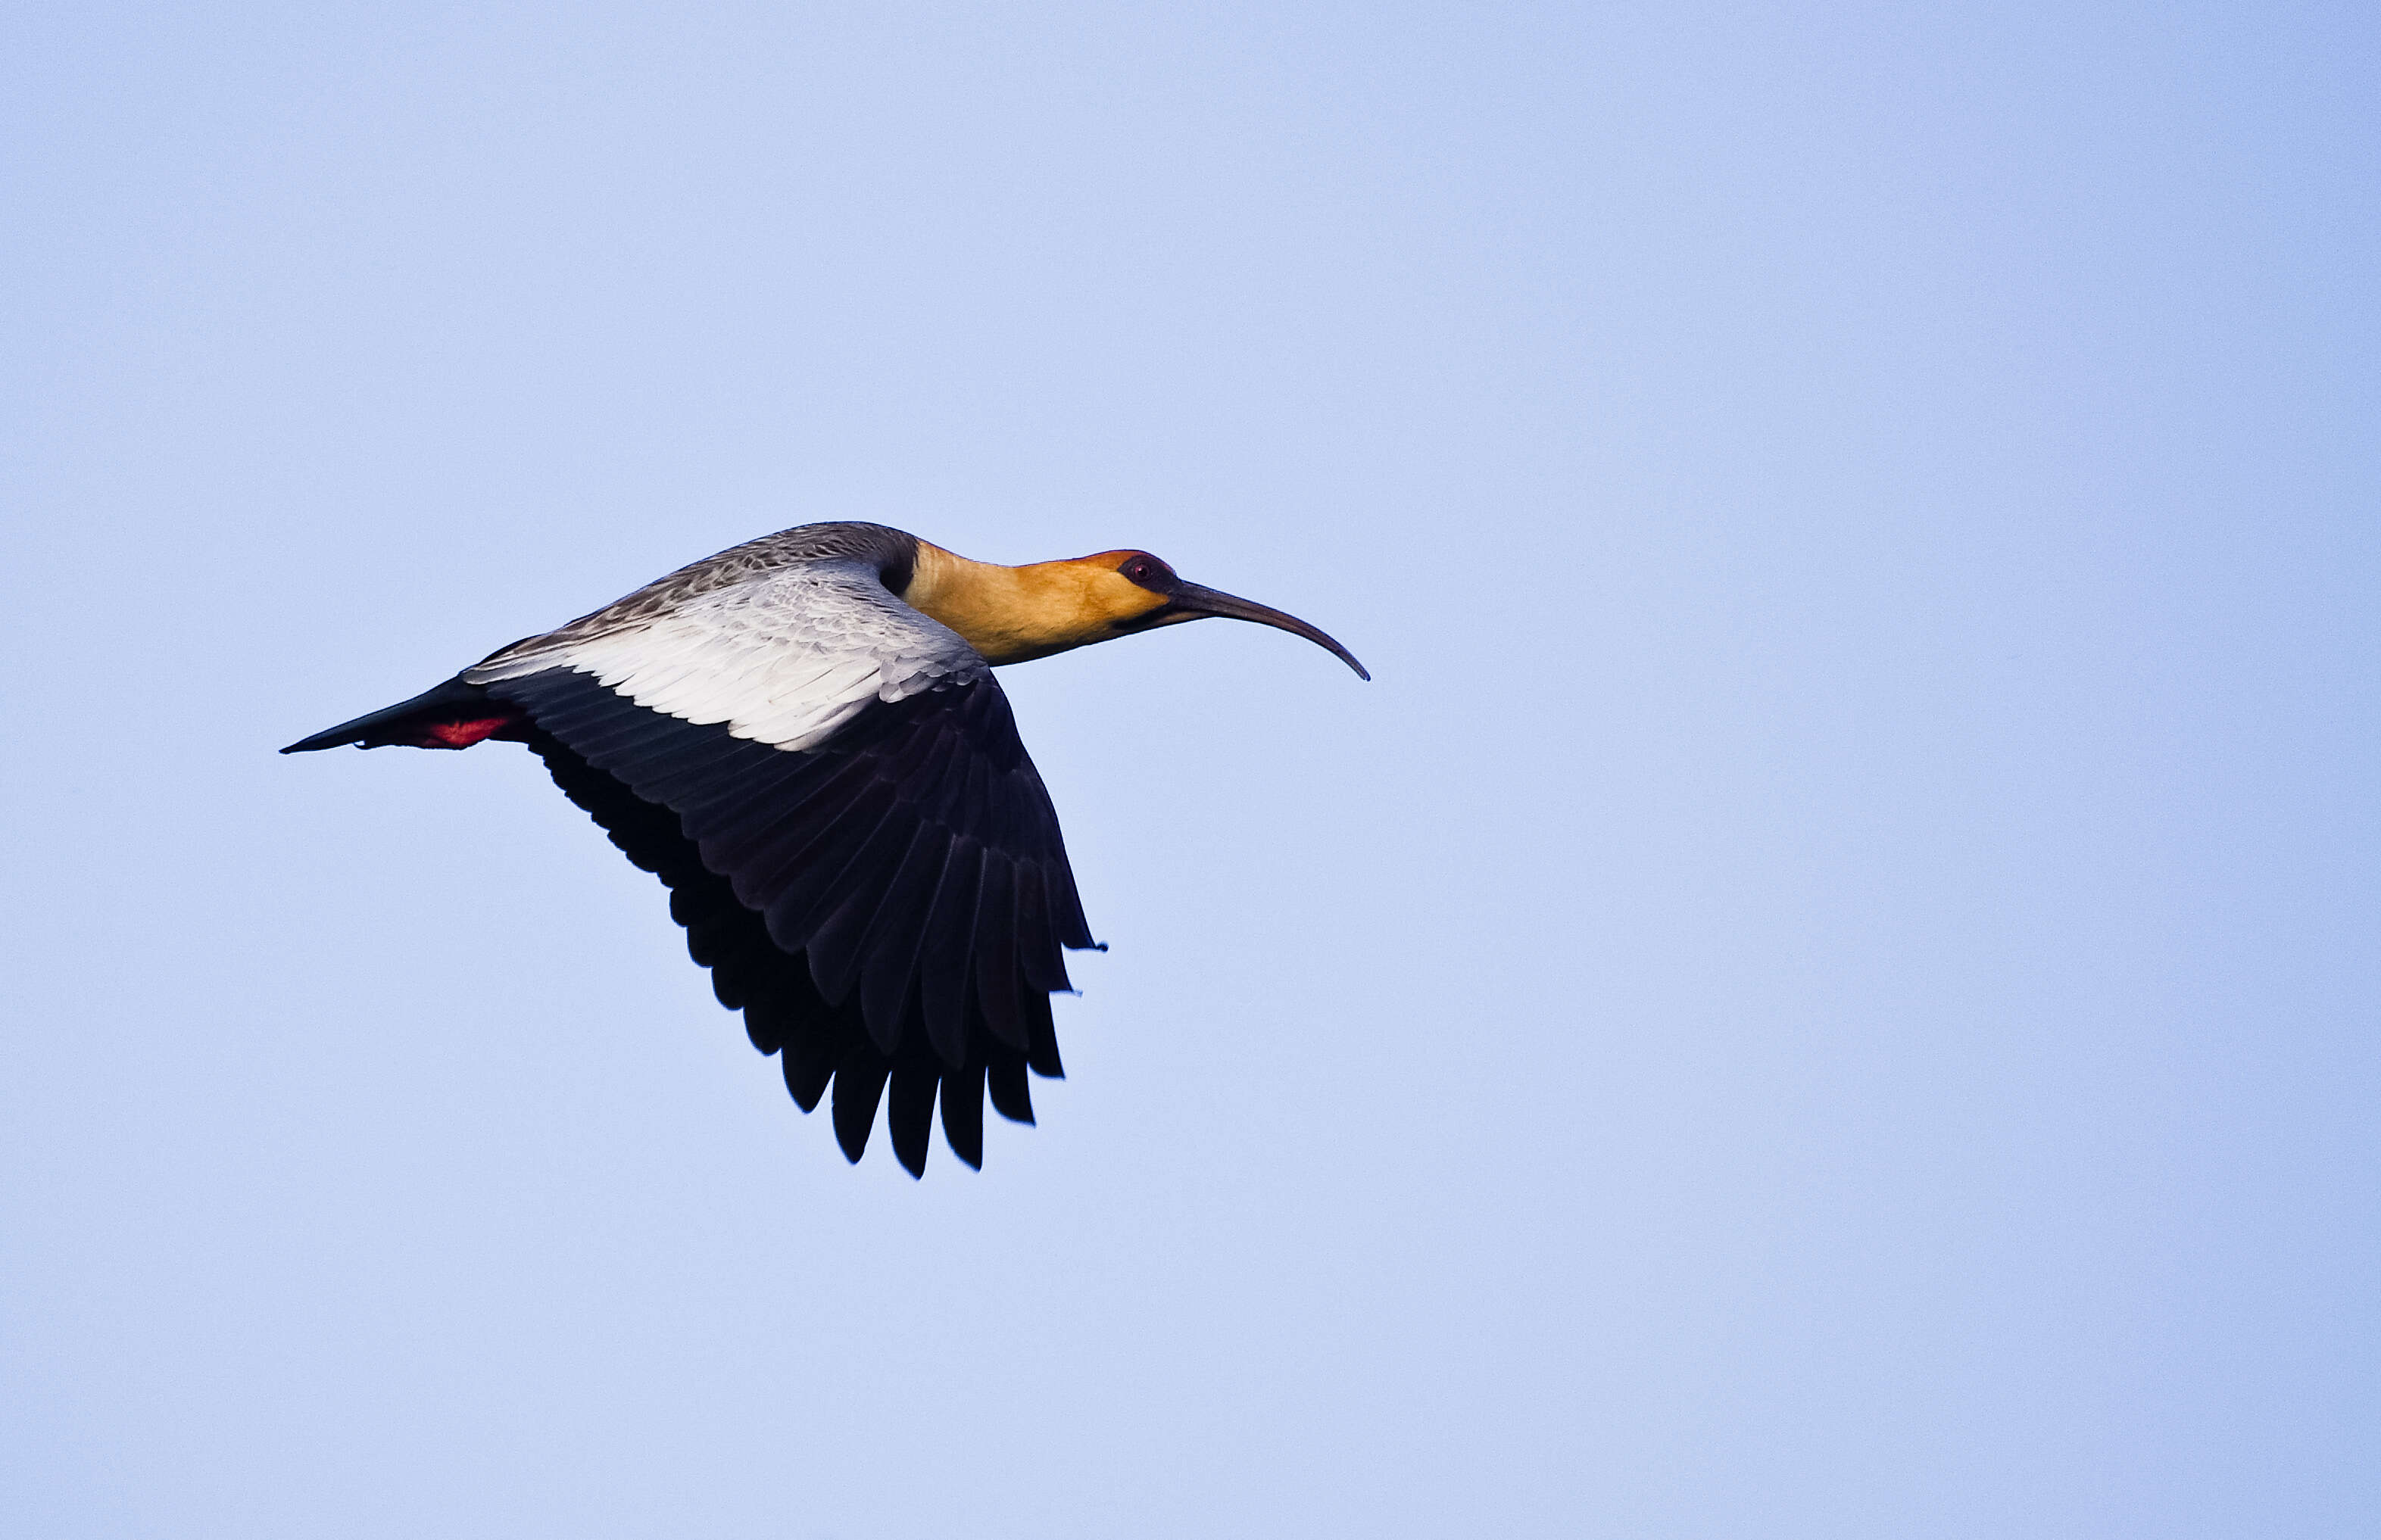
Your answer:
901,542 -> 1164,665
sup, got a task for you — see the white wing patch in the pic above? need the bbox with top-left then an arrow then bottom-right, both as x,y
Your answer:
466,560 -> 986,750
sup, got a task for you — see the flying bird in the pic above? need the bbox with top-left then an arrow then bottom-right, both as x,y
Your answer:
285,522 -> 1366,1177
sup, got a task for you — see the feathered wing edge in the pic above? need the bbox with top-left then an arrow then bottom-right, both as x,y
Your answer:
495,666 -> 1096,1177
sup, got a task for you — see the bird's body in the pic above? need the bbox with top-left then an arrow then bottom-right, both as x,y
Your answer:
286,522 -> 1365,1176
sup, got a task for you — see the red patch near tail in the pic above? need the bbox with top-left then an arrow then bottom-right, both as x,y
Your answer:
420,716 -> 516,749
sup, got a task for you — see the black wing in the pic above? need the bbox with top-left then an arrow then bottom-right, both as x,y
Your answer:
486,665 -> 1098,1176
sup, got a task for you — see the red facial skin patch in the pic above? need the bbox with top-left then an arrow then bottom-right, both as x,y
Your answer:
419,716 -> 516,749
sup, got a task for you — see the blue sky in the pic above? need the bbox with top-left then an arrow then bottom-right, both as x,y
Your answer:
3,4 -> 2374,1535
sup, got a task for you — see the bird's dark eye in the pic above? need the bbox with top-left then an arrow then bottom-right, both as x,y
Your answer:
1119,553 -> 1172,591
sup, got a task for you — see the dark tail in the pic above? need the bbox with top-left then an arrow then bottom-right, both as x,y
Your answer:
281,675 -> 525,753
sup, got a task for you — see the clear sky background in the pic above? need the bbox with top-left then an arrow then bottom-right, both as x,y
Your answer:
3,4 -> 2374,1535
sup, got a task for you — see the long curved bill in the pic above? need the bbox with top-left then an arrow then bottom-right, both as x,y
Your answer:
1168,581 -> 1371,681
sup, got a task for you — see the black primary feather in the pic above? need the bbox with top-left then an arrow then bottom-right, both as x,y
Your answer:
498,667 -> 1090,1175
